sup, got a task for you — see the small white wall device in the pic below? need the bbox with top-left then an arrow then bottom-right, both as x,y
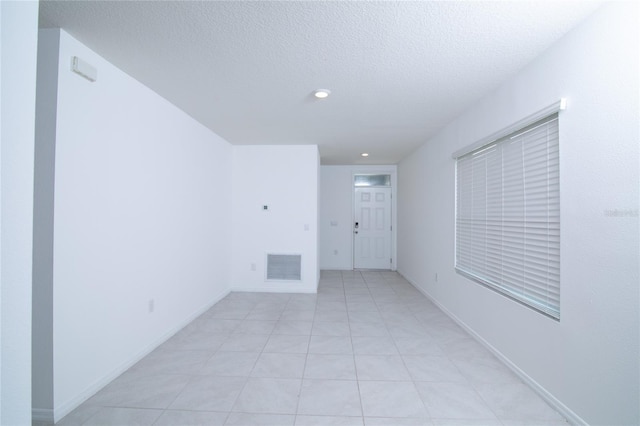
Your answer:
71,56 -> 97,82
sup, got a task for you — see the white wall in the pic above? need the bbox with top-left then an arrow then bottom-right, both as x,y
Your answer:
319,166 -> 353,270
320,165 -> 397,270
0,1 -> 38,424
397,3 -> 639,425
231,145 -> 319,292
32,28 -> 60,417
35,30 -> 234,421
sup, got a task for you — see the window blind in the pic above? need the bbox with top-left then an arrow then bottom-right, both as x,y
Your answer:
455,113 -> 560,319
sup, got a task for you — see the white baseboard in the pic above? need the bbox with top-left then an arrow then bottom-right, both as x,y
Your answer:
50,288 -> 230,423
398,271 -> 587,426
32,408 -> 54,424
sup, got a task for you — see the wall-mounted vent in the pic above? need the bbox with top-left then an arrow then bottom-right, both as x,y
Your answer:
266,254 -> 302,281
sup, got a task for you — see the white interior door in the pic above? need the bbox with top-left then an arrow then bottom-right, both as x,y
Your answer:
354,187 -> 392,269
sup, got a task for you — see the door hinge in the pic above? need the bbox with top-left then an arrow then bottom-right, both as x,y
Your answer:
390,258 -> 393,264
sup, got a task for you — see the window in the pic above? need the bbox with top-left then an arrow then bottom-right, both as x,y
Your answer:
455,111 -> 561,319
354,174 -> 391,187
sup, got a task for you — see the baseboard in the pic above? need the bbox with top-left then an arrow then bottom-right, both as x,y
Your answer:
398,270 -> 587,426
51,287 -> 230,423
32,407 -> 54,424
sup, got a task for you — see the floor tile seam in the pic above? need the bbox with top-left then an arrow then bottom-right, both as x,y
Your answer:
417,378 -> 503,423
358,377 -> 431,420
80,406 -> 165,426
345,274 -> 368,422
230,377 -> 304,417
159,371 -> 235,415
350,359 -> 367,420
76,406 -> 108,426
156,407 -> 232,415
294,347 -> 312,417
465,379 -> 562,424
225,374 -> 263,415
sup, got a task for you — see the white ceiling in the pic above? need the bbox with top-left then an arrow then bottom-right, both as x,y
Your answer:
39,1 -> 602,165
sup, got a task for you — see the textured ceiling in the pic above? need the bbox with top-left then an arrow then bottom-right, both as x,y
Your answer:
39,1 -> 602,165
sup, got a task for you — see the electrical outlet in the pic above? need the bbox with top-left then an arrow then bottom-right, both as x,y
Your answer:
148,299 -> 155,313
251,263 -> 257,271
333,249 -> 338,255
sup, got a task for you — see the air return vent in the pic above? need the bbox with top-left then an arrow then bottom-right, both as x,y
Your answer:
266,254 -> 302,281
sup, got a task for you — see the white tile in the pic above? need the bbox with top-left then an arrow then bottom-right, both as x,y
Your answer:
359,381 -> 427,418
272,320 -> 313,335
308,335 -> 353,354
402,355 -> 468,382
386,322 -> 431,338
354,355 -> 411,381
246,309 -> 285,321
200,351 -> 260,376
348,311 -> 384,323
365,418 -> 433,425
220,333 -> 269,352
87,374 -> 190,409
438,337 -> 492,359
170,376 -> 245,411
154,410 -> 228,426
349,320 -> 390,337
431,420 -> 502,426
352,336 -> 399,355
199,318 -> 243,333
286,298 -> 318,311
297,379 -> 362,416
344,287 -> 372,296
316,300 -> 348,311
162,329 -> 229,353
251,353 -> 306,378
312,321 -> 351,336
474,382 -> 566,422
296,415 -> 364,425
55,405 -> 102,426
281,309 -> 316,321
450,354 -> 520,384
414,382 -> 497,420
82,407 -> 162,426
127,350 -> 211,376
315,309 -> 350,322
304,354 -> 357,380
225,413 -> 295,425
234,319 -> 277,334
393,337 -> 444,356
264,334 -> 310,353
232,378 -> 302,414
345,294 -> 374,303
208,306 -> 251,319
347,302 -> 379,312
62,272 -> 566,426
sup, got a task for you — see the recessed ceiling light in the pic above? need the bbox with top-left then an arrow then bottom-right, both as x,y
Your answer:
361,153 -> 369,157
314,89 -> 331,99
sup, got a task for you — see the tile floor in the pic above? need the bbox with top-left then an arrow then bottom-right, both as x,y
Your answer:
52,271 -> 567,426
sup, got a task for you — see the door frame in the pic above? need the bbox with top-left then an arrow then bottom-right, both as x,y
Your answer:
351,167 -> 397,271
